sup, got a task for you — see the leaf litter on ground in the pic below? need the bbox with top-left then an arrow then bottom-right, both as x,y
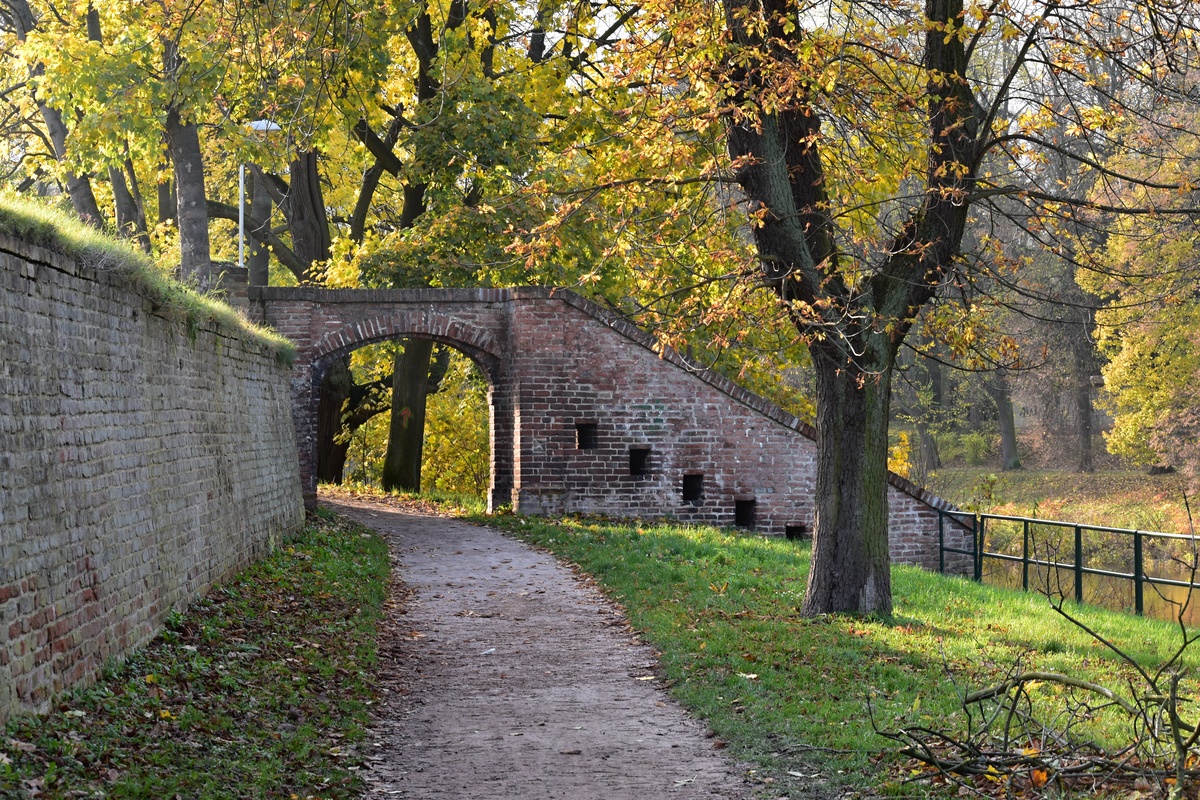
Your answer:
0,510 -> 390,799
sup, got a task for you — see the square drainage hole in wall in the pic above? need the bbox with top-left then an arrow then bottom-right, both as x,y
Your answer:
785,524 -> 808,541
735,499 -> 757,529
575,422 -> 598,450
682,473 -> 704,503
629,447 -> 651,476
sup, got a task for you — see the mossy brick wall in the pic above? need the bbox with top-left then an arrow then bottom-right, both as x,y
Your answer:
0,235 -> 303,723
256,286 -> 972,576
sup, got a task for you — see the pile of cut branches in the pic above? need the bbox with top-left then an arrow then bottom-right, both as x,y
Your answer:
883,652 -> 1200,797
884,536 -> 1200,798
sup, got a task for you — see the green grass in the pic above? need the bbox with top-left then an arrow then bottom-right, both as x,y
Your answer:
0,510 -> 389,799
468,512 -> 1198,795
0,195 -> 295,364
323,481 -> 490,515
926,467 -> 1192,533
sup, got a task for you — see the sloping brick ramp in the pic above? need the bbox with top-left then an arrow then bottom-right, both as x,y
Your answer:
324,495 -> 758,800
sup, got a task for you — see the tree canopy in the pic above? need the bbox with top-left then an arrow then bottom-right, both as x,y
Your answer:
5,0 -> 1200,615
528,0 -> 1200,613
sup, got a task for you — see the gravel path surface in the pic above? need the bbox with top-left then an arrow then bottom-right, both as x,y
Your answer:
323,496 -> 757,800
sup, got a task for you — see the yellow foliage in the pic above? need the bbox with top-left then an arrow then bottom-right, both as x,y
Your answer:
888,431 -> 912,478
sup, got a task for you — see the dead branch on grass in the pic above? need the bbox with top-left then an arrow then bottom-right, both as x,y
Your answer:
882,495 -> 1200,798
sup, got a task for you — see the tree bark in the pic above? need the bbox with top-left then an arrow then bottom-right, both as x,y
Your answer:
165,105 -> 212,290
984,375 -> 1022,471
1075,374 -> 1095,473
162,36 -> 211,290
5,0 -> 102,226
282,150 -> 332,281
317,357 -> 354,484
122,158 -> 152,253
912,424 -> 941,484
246,167 -> 272,287
1069,317 -> 1097,473
381,339 -> 436,492
803,345 -> 894,617
158,175 -> 176,224
350,161 -> 386,243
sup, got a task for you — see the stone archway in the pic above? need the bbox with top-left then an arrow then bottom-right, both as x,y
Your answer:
310,327 -> 509,508
251,288 -> 517,511
250,285 -> 973,574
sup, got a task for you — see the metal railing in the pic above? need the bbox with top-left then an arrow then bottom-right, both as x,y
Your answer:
937,509 -> 1200,618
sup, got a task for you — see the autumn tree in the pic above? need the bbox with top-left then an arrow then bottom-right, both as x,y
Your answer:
311,0 -> 648,489
1080,112 -> 1200,476
527,0 -> 1200,614
0,0 -> 106,226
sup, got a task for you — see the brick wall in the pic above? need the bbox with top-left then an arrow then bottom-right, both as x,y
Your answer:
506,292 -> 974,574
254,286 -> 973,576
1,236 -> 303,723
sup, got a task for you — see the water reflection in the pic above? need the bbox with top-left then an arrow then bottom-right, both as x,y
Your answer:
976,517 -> 1200,626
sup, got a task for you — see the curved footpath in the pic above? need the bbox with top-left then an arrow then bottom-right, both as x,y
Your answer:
322,496 -> 758,800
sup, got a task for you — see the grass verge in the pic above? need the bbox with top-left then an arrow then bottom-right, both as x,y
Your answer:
322,482 -> 489,516
470,511 -> 1198,796
926,467 -> 1191,533
0,510 -> 389,799
0,195 -> 295,363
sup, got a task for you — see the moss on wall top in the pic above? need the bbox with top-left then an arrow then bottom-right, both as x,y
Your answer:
0,196 -> 296,364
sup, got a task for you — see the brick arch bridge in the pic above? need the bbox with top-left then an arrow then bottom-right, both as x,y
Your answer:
249,285 -> 971,572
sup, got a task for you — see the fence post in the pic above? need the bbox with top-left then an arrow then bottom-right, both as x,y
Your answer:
1074,525 -> 1083,604
1134,530 -> 1144,616
938,509 -> 945,574
975,515 -> 984,582
1022,519 -> 1030,591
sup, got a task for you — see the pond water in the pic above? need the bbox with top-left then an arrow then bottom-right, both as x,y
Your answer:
977,517 -> 1200,626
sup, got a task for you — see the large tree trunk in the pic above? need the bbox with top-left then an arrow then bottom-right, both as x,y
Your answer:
162,37 -> 211,290
6,0 -> 103,226
158,175 -> 177,224
381,339 -> 436,492
802,345 -> 894,617
109,166 -> 140,237
121,158 -> 152,253
1069,318 -> 1096,473
912,423 -> 941,484
165,105 -> 212,290
984,374 -> 1022,471
316,357 -> 354,484
1074,374 -> 1095,473
246,167 -> 272,287
36,94 -> 101,227
715,0 -> 975,618
283,150 -> 332,281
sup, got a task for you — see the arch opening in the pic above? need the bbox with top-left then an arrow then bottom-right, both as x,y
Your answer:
330,339 -> 493,501
301,313 -> 513,514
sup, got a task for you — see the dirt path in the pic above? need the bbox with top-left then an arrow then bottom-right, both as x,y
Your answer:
322,496 -> 759,800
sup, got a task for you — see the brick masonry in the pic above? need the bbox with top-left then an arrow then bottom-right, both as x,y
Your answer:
1,236 -> 304,723
252,286 -> 972,575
